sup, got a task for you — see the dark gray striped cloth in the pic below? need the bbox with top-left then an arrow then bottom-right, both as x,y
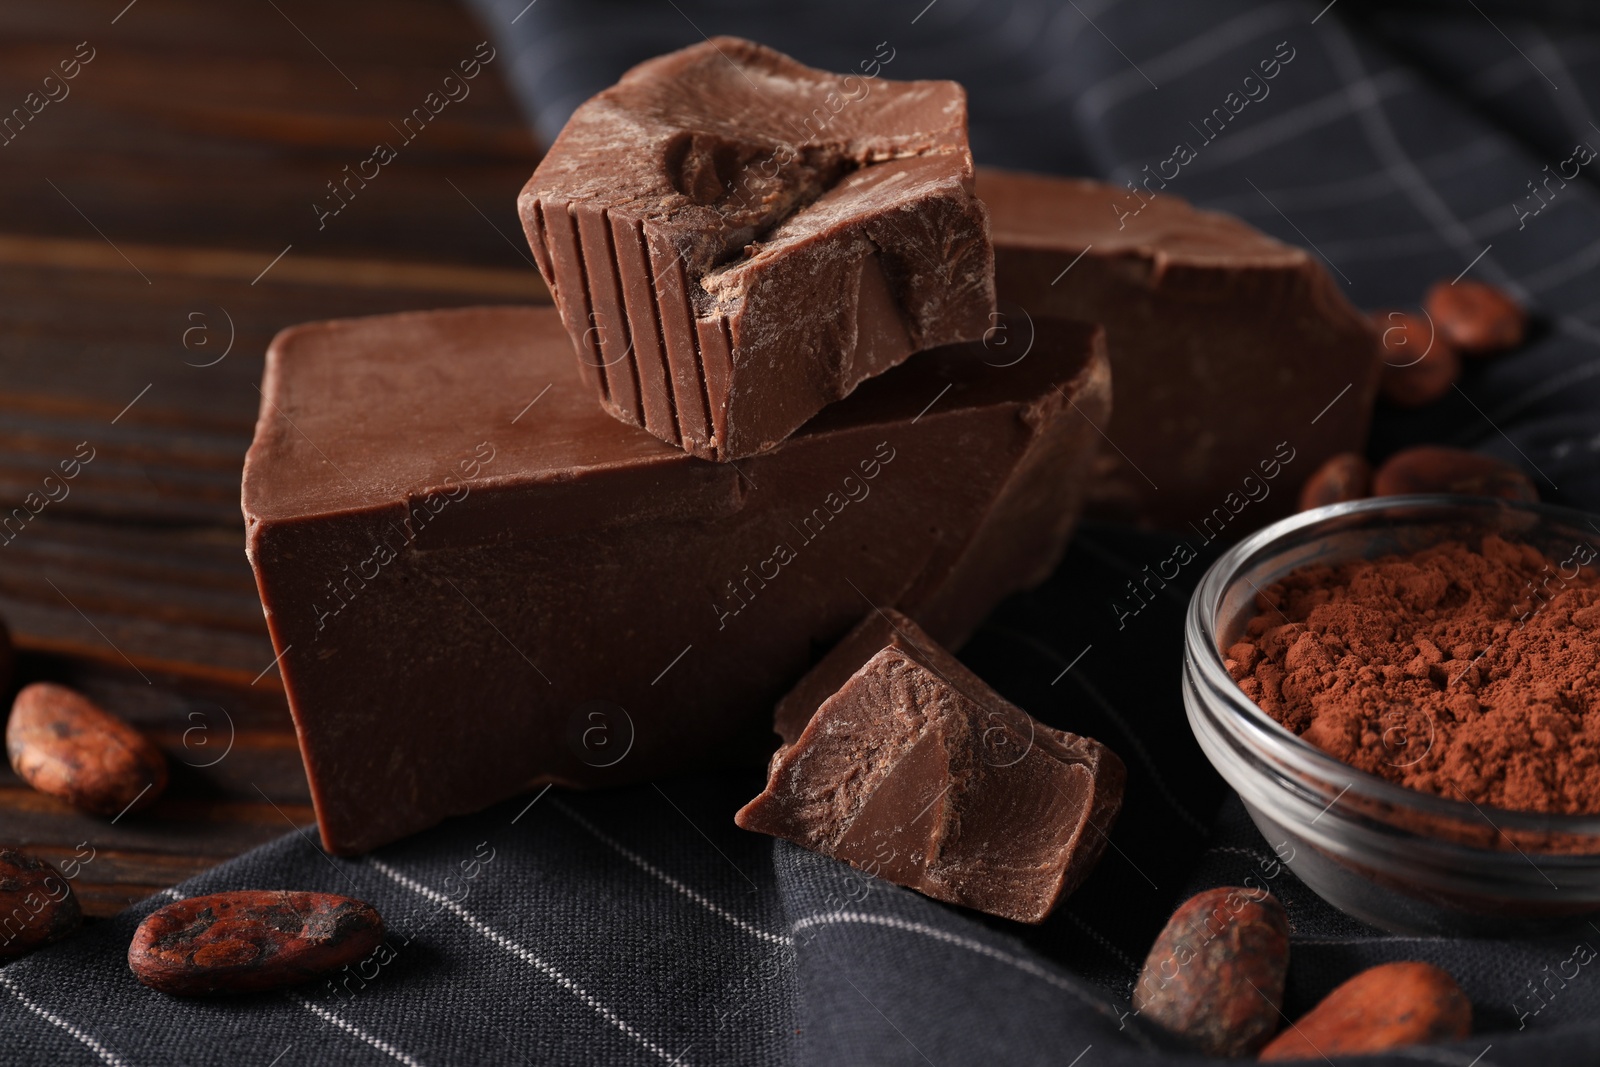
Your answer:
8,1 -> 1600,1063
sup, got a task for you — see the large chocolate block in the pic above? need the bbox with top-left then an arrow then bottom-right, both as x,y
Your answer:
242,307 -> 1107,853
977,167 -> 1379,527
738,610 -> 1124,923
520,37 -> 995,462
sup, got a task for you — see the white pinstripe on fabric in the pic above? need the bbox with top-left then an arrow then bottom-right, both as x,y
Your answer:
1393,1045 -> 1501,1067
1201,844 -> 1283,866
0,972 -> 128,1067
1569,290 -> 1600,321
1108,68 -> 1411,188
1313,198 -> 1547,263
996,0 -> 1124,108
1291,936 -> 1449,946
1320,22 -> 1526,296
1470,50 -> 1544,97
1523,231 -> 1600,293
1065,670 -> 1212,836
1060,909 -> 1142,973
1316,11 -> 1600,467
365,856 -> 687,1066
288,995 -> 428,1067
791,910 -> 1161,1051
1524,29 -> 1597,139
1195,69 -> 1410,173
549,798 -> 793,946
1075,3 -> 1302,122
1475,347 -> 1600,426
1202,137 -> 1501,214
1307,14 -> 1600,493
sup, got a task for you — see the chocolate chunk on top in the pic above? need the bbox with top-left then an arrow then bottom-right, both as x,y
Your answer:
738,610 -> 1124,923
521,37 -> 994,462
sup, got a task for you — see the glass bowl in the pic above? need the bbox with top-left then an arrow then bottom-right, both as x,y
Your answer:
1184,494 -> 1600,936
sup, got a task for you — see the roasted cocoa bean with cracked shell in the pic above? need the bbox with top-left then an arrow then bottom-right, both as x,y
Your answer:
0,846 -> 82,959
1373,310 -> 1460,408
1424,280 -> 1525,357
6,682 -> 168,816
1372,445 -> 1537,502
1259,961 -> 1470,1060
1297,452 -> 1372,511
128,890 -> 385,996
1131,886 -> 1290,1057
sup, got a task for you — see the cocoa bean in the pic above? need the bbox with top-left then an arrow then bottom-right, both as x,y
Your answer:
0,846 -> 81,959
1259,961 -> 1470,1060
1373,446 -> 1538,502
1297,453 -> 1372,511
6,682 -> 168,817
1131,887 -> 1290,1057
1373,311 -> 1460,407
1425,280 -> 1526,356
128,890 -> 385,996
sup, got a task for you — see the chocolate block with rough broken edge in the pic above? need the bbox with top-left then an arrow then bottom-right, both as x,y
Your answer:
242,308 -> 1109,854
738,609 -> 1125,923
977,166 -> 1380,528
520,36 -> 995,462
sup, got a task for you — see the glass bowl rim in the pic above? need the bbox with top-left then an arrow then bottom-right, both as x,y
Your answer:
1188,491 -> 1600,841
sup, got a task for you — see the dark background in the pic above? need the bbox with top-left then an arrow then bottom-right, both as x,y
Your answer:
4,2 -> 1600,1064
0,0 -> 542,913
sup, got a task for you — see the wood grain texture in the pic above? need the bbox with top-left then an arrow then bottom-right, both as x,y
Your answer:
0,0 -> 547,916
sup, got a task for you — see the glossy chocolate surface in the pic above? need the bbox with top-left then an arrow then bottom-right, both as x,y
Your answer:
521,37 -> 995,461
978,166 -> 1380,528
739,610 -> 1124,923
243,307 -> 1107,853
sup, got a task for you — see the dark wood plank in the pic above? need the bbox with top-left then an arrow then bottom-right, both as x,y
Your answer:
0,0 -> 550,917
0,0 -> 540,266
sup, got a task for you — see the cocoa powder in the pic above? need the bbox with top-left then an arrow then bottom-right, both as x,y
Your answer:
1227,534 -> 1600,813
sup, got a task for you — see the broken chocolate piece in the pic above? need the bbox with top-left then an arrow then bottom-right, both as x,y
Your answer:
976,166 -> 1380,527
520,37 -> 995,461
738,609 -> 1124,923
242,307 -> 1108,854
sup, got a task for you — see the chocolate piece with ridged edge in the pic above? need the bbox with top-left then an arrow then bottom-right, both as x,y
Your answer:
242,307 -> 1107,854
977,166 -> 1379,528
520,36 -> 994,462
738,609 -> 1124,923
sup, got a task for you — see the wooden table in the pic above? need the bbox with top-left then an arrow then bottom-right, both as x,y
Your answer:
0,0 -> 545,915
